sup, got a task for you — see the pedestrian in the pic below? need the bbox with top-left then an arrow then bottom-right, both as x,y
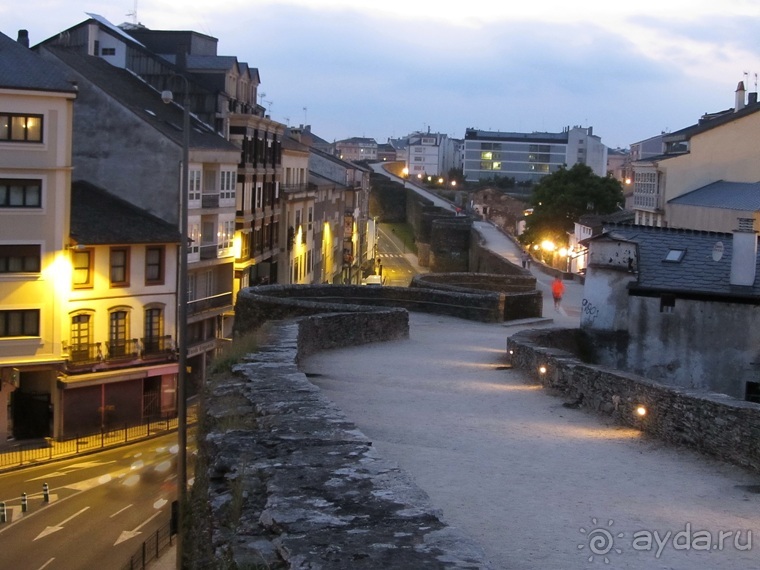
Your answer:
552,276 -> 565,311
521,250 -> 531,269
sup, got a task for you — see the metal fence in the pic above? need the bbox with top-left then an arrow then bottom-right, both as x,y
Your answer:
0,406 -> 196,471
121,519 -> 174,570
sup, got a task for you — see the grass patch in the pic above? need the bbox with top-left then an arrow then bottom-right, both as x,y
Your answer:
383,222 -> 417,254
208,328 -> 265,376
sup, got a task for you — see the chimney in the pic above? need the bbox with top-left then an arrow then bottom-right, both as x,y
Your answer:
17,29 -> 29,48
735,81 -> 746,112
730,217 -> 757,286
750,92 -> 758,105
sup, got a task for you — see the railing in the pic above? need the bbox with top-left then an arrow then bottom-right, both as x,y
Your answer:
121,519 -> 174,570
106,339 -> 140,360
141,335 -> 174,358
201,193 -> 219,208
200,243 -> 218,259
187,292 -> 232,315
66,342 -> 103,365
0,404 -> 197,471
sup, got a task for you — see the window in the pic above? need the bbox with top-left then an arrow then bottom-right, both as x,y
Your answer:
143,307 -> 164,353
0,309 -> 39,337
308,206 -> 313,231
69,313 -> 92,361
664,249 -> 686,263
0,244 -> 40,272
145,246 -> 164,284
255,183 -> 263,209
109,310 -> 129,357
660,294 -> 676,314
188,170 -> 201,201
72,249 -> 93,288
0,114 -> 43,142
746,381 -> 760,404
101,47 -> 116,56
189,223 -> 200,255
220,170 -> 235,200
0,179 -> 41,208
110,247 -> 129,286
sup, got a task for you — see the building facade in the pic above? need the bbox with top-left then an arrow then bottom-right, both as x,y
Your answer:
463,126 -> 607,183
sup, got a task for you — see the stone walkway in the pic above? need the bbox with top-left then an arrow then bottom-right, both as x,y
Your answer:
302,312 -> 760,569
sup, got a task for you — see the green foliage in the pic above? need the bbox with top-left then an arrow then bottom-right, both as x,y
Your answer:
521,164 -> 623,246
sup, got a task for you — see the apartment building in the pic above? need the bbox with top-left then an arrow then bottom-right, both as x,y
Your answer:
0,31 -> 78,442
335,137 -> 377,162
405,131 -> 456,177
631,82 -> 760,230
463,126 -> 607,183
37,43 -> 240,389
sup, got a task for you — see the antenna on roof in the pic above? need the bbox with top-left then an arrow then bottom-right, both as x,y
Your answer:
264,99 -> 273,114
126,0 -> 138,24
283,116 -> 290,126
303,106 -> 308,124
258,92 -> 266,105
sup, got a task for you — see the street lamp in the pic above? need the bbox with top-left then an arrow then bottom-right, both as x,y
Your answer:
161,76 -> 189,568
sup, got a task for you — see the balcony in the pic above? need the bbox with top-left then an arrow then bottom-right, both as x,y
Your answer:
64,336 -> 176,373
188,292 -> 233,316
202,193 -> 220,208
200,243 -> 219,259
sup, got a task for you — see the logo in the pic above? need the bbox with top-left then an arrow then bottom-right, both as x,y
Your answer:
578,518 -> 624,564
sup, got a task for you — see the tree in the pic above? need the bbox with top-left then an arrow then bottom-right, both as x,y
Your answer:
520,164 -> 623,247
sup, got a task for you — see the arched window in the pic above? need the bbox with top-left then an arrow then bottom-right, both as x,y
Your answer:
143,306 -> 165,355
108,308 -> 131,358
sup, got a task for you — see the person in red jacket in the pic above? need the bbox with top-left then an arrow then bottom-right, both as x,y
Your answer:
551,276 -> 565,311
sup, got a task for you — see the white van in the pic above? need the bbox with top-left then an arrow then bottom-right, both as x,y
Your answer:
362,275 -> 383,286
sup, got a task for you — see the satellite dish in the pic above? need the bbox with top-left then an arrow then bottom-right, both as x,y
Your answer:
712,241 -> 724,261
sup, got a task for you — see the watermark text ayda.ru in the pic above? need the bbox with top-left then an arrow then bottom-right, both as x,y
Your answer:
579,518 -> 753,563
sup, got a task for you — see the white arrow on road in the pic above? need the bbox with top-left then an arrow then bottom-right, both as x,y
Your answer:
114,511 -> 161,545
34,507 -> 90,540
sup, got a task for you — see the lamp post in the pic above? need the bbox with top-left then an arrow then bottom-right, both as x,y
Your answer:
161,76 -> 189,568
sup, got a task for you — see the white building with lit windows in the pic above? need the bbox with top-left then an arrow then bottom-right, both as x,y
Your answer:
463,126 -> 607,183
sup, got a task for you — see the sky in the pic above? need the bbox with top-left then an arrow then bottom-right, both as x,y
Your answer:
4,1 -> 760,149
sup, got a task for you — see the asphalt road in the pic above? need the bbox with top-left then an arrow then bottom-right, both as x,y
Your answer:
0,431 -> 193,570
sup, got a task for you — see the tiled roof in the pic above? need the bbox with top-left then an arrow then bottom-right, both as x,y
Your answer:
668,180 -> 760,211
71,180 -> 180,244
42,46 -> 238,153
601,223 -> 760,297
0,31 -> 77,93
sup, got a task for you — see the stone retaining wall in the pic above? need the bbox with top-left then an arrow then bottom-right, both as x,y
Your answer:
507,328 -> 760,474
234,284 -> 508,326
196,316 -> 491,569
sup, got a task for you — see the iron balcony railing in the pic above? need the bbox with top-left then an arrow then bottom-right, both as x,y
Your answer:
141,335 -> 174,358
201,193 -> 219,208
106,339 -> 140,360
200,243 -> 218,259
187,292 -> 233,315
66,337 -> 175,367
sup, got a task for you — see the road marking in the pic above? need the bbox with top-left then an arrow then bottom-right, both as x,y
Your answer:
110,504 -> 133,518
114,511 -> 161,545
26,461 -> 116,481
36,558 -> 55,570
34,506 -> 90,540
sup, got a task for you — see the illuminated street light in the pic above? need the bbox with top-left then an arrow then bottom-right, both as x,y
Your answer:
636,405 -> 647,417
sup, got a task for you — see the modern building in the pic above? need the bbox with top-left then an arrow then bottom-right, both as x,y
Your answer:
0,30 -> 78,442
404,131 -> 458,178
463,126 -> 607,183
631,81 -> 760,229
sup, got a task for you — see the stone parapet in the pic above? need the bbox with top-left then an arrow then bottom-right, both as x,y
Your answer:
507,328 -> 760,474
196,319 -> 491,569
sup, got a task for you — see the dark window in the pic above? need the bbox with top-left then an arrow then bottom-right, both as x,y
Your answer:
145,246 -> 164,284
110,247 -> 129,286
660,294 -> 675,313
0,114 -> 43,142
0,309 -> 39,337
101,47 -> 116,56
144,308 -> 163,353
0,179 -> 42,208
109,310 -> 128,356
0,244 -> 40,272
746,381 -> 760,404
70,314 -> 92,360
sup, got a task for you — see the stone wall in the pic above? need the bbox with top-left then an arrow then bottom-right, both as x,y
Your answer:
507,328 -> 760,474
195,315 -> 491,569
410,273 -> 542,321
234,284 -> 509,326
429,218 -> 472,273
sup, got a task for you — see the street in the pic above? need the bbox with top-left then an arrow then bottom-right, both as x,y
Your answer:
374,223 -> 425,286
0,431 -> 192,570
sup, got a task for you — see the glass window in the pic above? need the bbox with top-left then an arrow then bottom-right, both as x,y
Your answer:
0,309 -> 39,337
72,249 -> 93,287
145,246 -> 164,284
0,179 -> 42,208
110,247 -> 129,286
0,244 -> 40,272
0,114 -> 43,142
109,310 -> 129,356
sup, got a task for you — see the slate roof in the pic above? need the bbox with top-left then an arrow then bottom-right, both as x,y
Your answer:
668,180 -> 760,211
0,31 -> 78,93
600,223 -> 760,298
70,180 -> 180,245
41,46 -> 238,153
